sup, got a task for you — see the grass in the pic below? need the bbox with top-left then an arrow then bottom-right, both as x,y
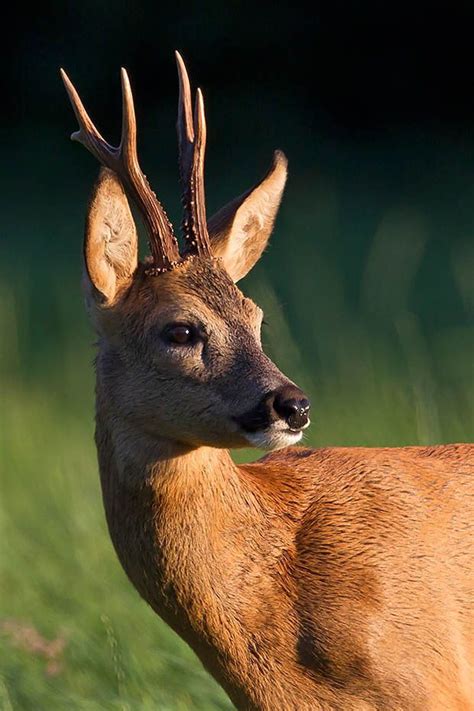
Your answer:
0,278 -> 233,710
1,155 -> 473,708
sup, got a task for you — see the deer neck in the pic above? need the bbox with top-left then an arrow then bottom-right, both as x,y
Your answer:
95,398 -> 321,708
95,402 -> 264,647
96,401 -> 244,564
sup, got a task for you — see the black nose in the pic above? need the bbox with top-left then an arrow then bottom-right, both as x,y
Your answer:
273,385 -> 311,430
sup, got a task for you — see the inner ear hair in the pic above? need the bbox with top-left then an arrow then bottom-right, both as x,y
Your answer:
84,168 -> 138,305
207,150 -> 288,283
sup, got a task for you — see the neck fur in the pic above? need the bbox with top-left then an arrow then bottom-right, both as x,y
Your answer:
95,400 -> 309,709
96,407 -> 265,676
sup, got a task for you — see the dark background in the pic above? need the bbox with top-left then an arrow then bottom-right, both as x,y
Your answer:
3,1 -> 474,328
5,2 -> 474,129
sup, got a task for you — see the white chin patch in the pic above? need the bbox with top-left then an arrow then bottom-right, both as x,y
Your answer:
244,427 -> 304,451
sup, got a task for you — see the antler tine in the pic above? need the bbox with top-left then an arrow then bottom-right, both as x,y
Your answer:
119,68 -> 137,164
176,51 -> 194,148
61,68 -> 180,271
60,68 -> 113,160
192,88 -> 211,254
175,52 -> 212,257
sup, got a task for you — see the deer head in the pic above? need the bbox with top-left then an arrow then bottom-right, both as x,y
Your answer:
61,53 -> 310,452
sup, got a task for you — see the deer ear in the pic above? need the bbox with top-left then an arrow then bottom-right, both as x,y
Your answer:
83,168 -> 138,308
207,150 -> 287,282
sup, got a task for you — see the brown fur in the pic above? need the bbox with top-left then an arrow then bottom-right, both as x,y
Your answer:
96,424 -> 473,710
79,158 -> 473,711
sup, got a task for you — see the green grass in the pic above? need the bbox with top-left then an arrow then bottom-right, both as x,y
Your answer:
0,279 -> 233,710
1,186 -> 473,709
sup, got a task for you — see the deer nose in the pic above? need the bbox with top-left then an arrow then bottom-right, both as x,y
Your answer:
273,385 -> 311,430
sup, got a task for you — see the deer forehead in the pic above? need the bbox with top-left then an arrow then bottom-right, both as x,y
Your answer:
127,259 -> 263,332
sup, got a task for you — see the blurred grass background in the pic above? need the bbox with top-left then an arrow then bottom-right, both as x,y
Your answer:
1,2 -> 474,709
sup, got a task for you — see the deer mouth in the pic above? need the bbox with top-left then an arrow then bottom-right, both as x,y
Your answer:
233,409 -> 276,434
233,384 -> 311,448
242,422 -> 309,451
234,403 -> 310,450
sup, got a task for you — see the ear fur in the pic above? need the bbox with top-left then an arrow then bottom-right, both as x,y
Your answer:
83,168 -> 138,311
207,150 -> 287,282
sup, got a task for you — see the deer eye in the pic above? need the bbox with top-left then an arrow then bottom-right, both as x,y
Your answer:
162,323 -> 199,346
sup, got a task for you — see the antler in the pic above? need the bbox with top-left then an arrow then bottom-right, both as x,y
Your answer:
175,52 -> 212,257
60,68 -> 181,271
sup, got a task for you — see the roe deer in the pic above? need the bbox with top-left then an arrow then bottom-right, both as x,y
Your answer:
61,54 -> 474,710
